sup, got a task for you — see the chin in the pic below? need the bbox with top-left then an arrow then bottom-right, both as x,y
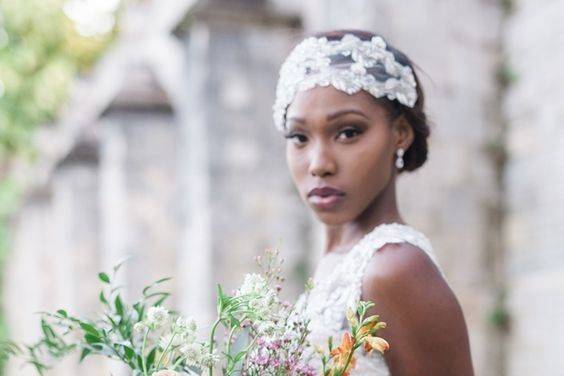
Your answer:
311,209 -> 352,226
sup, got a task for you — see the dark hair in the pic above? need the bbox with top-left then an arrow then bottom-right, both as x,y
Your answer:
311,29 -> 431,173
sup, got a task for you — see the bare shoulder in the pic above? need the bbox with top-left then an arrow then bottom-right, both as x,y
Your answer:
361,242 -> 475,376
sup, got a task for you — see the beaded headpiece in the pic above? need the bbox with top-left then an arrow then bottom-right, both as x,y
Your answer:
272,33 -> 418,131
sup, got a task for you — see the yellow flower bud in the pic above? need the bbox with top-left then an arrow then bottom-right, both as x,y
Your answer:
346,308 -> 359,327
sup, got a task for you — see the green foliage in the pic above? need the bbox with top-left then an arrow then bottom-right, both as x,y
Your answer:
496,58 -> 518,90
0,178 -> 20,375
7,262 -> 181,375
488,289 -> 511,332
5,249 -> 391,375
500,0 -> 514,15
0,1 -> 120,374
0,0 -> 118,159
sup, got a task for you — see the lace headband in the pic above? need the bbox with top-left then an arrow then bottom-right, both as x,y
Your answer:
272,33 -> 418,131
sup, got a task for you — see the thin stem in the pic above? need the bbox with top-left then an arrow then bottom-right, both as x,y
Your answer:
155,332 -> 177,370
208,318 -> 222,376
240,335 -> 258,373
141,328 -> 150,376
172,352 -> 186,369
224,326 -> 239,373
226,326 -> 237,355
339,343 -> 359,376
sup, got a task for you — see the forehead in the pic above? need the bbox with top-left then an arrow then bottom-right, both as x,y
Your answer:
285,86 -> 388,121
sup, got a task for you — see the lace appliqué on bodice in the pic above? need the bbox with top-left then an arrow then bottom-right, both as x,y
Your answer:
295,223 -> 446,375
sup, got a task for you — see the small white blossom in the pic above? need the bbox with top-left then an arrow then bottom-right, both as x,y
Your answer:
133,322 -> 147,334
200,348 -> 220,368
174,316 -> 197,343
236,273 -> 282,323
151,370 -> 179,376
236,273 -> 268,296
146,306 -> 169,329
179,342 -> 205,366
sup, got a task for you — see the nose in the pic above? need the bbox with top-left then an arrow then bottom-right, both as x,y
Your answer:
308,142 -> 336,177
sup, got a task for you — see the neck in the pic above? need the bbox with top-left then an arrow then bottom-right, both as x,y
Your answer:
322,174 -> 405,255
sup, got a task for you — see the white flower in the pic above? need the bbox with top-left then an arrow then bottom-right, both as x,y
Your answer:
152,370 -> 179,376
146,306 -> 170,329
200,348 -> 220,368
236,273 -> 268,296
179,342 -> 205,366
255,320 -> 284,337
235,273 -> 286,328
133,321 -> 147,334
172,316 -> 198,345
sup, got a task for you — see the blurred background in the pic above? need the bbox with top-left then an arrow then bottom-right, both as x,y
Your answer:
0,0 -> 562,375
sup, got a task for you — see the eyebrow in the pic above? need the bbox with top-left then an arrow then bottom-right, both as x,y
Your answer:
286,108 -> 369,125
327,108 -> 369,121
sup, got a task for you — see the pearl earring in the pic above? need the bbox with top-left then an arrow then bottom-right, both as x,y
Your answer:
395,148 -> 405,169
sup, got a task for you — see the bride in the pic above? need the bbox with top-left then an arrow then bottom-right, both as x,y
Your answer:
273,29 -> 475,375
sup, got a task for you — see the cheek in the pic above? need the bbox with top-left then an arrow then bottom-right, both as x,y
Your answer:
286,145 -> 305,184
346,140 -> 393,191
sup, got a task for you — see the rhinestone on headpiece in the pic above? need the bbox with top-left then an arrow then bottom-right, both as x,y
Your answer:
272,33 -> 418,131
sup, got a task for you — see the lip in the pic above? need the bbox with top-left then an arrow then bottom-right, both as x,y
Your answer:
307,186 -> 346,210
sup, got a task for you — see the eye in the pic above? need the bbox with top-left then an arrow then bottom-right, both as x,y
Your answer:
284,133 -> 308,145
337,127 -> 362,141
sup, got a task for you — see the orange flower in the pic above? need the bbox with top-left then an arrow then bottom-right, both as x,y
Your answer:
358,317 -> 389,354
358,316 -> 385,336
362,335 -> 390,354
330,332 -> 357,376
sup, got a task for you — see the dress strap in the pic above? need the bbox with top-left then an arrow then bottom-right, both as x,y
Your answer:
345,222 -> 446,312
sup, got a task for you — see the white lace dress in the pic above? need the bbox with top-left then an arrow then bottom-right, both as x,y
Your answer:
294,222 -> 447,375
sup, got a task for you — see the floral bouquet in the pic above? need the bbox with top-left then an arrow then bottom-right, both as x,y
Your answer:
4,249 -> 389,375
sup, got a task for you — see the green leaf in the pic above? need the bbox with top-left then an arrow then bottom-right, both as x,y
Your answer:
27,358 -> 50,376
79,348 -> 92,362
144,291 -> 171,302
90,343 -> 104,351
40,319 -> 58,342
114,295 -> 124,316
104,313 -> 118,328
56,309 -> 68,318
142,277 -> 172,296
98,272 -> 111,284
110,284 -> 125,294
217,284 -> 225,314
79,322 -> 100,337
122,344 -> 135,361
99,291 -> 108,304
84,333 -> 101,345
154,294 -> 170,307
136,352 -> 144,369
133,301 -> 145,321
112,255 -> 132,275
145,347 -> 157,370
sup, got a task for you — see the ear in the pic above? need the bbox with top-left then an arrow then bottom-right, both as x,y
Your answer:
392,114 -> 414,151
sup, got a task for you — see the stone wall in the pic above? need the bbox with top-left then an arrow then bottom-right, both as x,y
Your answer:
503,0 -> 564,374
179,1 -> 311,312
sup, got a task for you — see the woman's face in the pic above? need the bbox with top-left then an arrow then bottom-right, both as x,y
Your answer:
284,86 -> 406,225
